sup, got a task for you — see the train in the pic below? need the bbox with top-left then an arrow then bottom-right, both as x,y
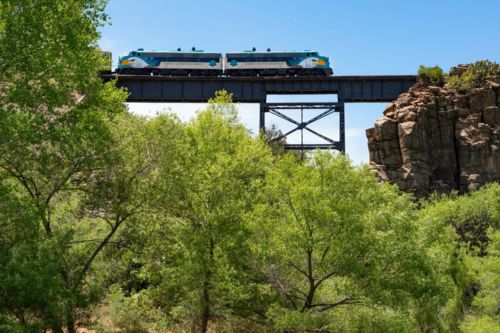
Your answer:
116,48 -> 332,76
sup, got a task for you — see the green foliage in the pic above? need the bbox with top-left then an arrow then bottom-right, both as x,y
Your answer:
0,180 -> 70,331
249,152 -> 445,332
448,60 -> 500,90
418,184 -> 500,331
422,184 -> 500,254
1,2 -> 499,332
2,74 -> 499,331
418,65 -> 445,86
92,286 -> 167,333
0,0 -> 110,106
0,0 -> 128,331
262,124 -> 286,155
460,230 -> 500,333
134,90 -> 275,332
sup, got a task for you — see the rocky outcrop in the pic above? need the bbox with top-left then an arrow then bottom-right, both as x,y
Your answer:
366,78 -> 500,197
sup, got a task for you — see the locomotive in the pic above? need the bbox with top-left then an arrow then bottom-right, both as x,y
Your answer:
117,48 -> 222,76
225,49 -> 331,76
117,48 -> 332,76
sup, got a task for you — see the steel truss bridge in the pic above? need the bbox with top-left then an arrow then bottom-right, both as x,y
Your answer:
102,74 -> 416,152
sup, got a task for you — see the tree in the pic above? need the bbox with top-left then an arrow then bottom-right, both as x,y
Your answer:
418,184 -> 500,331
0,0 -> 127,331
262,124 -> 286,156
0,178 -> 70,332
137,91 -> 274,333
78,112 -> 185,333
248,153 -> 445,332
460,230 -> 500,333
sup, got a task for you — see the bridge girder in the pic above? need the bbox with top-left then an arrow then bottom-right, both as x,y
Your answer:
102,74 -> 416,103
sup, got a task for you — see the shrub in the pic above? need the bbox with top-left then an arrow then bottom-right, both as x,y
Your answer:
448,60 -> 500,90
92,286 -> 168,333
418,65 -> 445,86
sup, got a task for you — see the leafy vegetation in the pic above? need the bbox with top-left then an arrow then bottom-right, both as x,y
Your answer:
249,154 -> 442,332
1,1 -> 499,332
417,65 -> 445,86
448,60 -> 500,90
417,186 -> 500,332
461,230 -> 500,333
418,61 -> 500,89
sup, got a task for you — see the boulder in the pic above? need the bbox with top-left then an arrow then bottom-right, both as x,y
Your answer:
449,64 -> 470,76
470,88 -> 496,113
483,106 -> 499,126
373,117 -> 398,141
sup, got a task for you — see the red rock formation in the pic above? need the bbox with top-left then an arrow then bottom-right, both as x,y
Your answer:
366,79 -> 500,197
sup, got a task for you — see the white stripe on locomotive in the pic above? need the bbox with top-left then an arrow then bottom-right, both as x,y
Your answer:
224,60 -> 290,70
223,57 -> 321,70
158,61 -> 222,70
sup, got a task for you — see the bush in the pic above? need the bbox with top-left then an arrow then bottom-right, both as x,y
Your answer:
418,65 -> 445,86
422,184 -> 500,254
448,60 -> 500,90
92,286 -> 168,333
460,230 -> 500,333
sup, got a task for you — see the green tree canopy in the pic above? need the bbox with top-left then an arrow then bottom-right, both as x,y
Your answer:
248,153 -> 449,332
131,91 -> 274,333
0,0 -> 127,331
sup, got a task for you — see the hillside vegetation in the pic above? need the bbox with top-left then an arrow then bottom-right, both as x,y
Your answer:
0,1 -> 499,332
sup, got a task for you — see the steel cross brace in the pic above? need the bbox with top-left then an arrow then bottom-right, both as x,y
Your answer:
260,102 -> 345,152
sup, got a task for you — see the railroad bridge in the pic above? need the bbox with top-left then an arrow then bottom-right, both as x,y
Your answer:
102,74 -> 416,152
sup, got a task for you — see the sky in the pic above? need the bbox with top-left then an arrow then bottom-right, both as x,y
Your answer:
98,0 -> 500,164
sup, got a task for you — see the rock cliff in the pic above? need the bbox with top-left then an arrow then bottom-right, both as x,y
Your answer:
366,70 -> 500,197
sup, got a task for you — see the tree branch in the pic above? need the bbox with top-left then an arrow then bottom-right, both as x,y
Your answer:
286,261 -> 309,279
0,158 -> 38,198
314,270 -> 337,289
44,157 -> 84,205
78,214 -> 122,283
310,297 -> 355,312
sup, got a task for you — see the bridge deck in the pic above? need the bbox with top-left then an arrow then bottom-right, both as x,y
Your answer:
102,74 -> 416,103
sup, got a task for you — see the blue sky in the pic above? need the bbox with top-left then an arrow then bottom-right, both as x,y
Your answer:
99,0 -> 500,164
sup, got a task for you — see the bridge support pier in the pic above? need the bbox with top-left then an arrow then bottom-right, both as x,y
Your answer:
339,100 -> 345,152
259,101 -> 345,153
259,103 -> 266,132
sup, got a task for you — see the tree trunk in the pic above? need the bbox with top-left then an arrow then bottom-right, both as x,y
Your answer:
190,318 -> 197,333
200,238 -> 214,333
47,311 -> 64,333
303,248 -> 316,311
66,306 -> 76,333
200,279 -> 210,333
52,326 -> 64,333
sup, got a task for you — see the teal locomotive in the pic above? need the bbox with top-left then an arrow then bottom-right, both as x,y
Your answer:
117,48 -> 223,76
117,48 -> 332,76
225,49 -> 331,76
